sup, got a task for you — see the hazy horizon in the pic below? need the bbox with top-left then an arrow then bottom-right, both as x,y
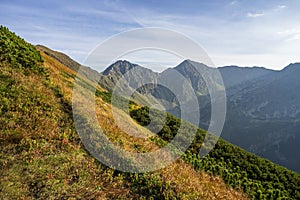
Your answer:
37,45 -> 292,73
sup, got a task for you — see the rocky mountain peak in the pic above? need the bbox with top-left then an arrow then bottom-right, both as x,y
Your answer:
102,60 -> 140,75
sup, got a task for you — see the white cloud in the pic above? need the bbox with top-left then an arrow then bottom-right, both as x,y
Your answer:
277,28 -> 298,35
276,28 -> 300,41
247,12 -> 265,18
274,5 -> 286,12
247,5 -> 286,18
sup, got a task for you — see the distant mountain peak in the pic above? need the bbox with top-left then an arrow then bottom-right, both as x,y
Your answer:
102,60 -> 140,75
179,59 -> 208,66
114,60 -> 134,65
283,62 -> 300,71
181,59 -> 193,64
177,59 -> 203,67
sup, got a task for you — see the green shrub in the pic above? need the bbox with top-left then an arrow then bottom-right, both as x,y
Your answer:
0,26 -> 44,74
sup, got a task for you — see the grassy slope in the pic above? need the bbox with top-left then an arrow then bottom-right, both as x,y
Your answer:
36,33 -> 300,199
35,31 -> 300,200
0,26 -> 247,199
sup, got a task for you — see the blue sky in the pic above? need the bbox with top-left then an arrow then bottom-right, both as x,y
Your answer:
1,0 -> 300,71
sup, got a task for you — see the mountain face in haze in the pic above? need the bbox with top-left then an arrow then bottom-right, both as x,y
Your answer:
100,60 -> 158,94
101,59 -> 273,99
100,60 -> 300,173
218,65 -> 274,88
100,59 -> 223,105
222,63 -> 300,172
102,60 -> 143,76
227,63 -> 300,120
173,60 -> 222,95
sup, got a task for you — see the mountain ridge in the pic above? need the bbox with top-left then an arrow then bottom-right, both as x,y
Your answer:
96,59 -> 300,173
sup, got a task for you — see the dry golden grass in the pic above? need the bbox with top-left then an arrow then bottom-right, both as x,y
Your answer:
94,97 -> 160,152
161,159 -> 248,199
1,52 -> 133,199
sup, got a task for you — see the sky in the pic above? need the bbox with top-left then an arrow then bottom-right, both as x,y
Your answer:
1,0 -> 300,72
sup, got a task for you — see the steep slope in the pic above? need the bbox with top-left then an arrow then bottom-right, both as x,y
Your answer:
100,60 -> 158,94
0,27 -> 132,199
222,63 -> 300,172
36,45 -> 101,84
174,59 -> 224,95
1,26 -> 249,199
227,63 -> 300,120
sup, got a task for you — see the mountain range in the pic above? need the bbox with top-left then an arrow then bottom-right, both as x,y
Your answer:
94,58 -> 300,173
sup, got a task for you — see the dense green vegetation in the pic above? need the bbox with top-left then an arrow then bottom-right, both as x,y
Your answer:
126,104 -> 300,199
0,26 -> 44,74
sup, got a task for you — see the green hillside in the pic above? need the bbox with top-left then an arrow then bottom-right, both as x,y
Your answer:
1,25 -> 299,199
